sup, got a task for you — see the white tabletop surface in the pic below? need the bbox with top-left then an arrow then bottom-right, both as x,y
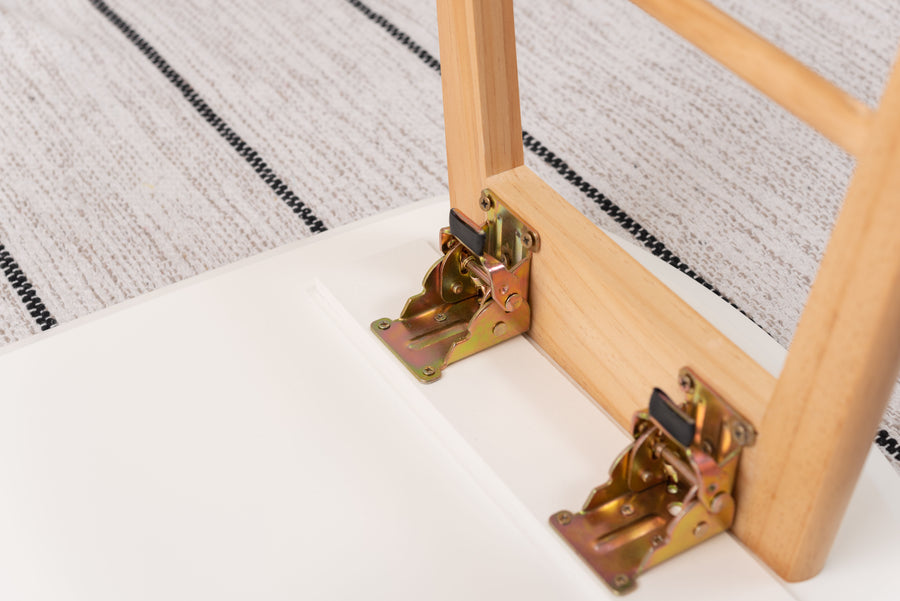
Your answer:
0,198 -> 896,600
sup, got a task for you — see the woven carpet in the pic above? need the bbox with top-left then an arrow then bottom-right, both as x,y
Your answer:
1,0 -> 899,472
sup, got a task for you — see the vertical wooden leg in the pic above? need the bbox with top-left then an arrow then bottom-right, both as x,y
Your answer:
736,52 -> 900,581
436,0 -> 524,220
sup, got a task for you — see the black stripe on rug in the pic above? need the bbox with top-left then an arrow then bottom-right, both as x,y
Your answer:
88,0 -> 327,234
348,0 -> 900,463
876,430 -> 900,463
0,244 -> 57,331
344,0 -> 742,313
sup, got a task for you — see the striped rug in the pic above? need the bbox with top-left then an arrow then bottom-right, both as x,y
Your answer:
1,0 -> 898,469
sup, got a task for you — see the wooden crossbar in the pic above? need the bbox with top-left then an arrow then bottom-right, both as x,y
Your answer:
628,0 -> 874,156
485,165 -> 775,430
436,0 -> 900,584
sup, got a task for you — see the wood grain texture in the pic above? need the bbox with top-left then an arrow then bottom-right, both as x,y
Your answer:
437,0 -> 524,220
735,50 -> 900,581
486,165 -> 775,437
628,0 -> 874,156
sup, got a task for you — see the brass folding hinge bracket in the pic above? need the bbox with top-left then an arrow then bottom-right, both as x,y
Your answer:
371,190 -> 540,382
550,368 -> 756,595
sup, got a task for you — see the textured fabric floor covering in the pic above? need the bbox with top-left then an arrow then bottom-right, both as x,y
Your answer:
1,0 -> 899,471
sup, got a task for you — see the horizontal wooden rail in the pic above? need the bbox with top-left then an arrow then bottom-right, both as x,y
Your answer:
487,166 -> 775,430
629,0 -> 873,156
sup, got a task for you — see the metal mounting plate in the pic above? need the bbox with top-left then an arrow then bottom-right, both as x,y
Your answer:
550,368 -> 756,594
371,190 -> 538,382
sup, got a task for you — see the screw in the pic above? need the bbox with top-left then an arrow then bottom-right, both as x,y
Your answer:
613,574 -> 630,589
434,313 -> 447,322
377,319 -> 391,330
693,521 -> 708,537
710,492 -> 728,514
620,503 -> 634,517
556,511 -> 572,526
422,367 -> 436,377
522,231 -> 535,249
732,422 -> 748,445
493,322 -> 508,336
451,282 -> 464,295
504,293 -> 523,312
500,284 -> 509,295
679,373 -> 694,393
651,534 -> 664,547
479,191 -> 493,212
640,470 -> 653,483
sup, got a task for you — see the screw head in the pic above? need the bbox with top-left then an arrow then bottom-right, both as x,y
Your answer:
504,293 -> 523,312
422,366 -> 436,377
434,313 -> 447,322
693,521 -> 709,537
376,319 -> 391,330
651,534 -> 664,547
732,422 -> 748,445
679,373 -> 695,393
555,511 -> 572,526
450,282 -> 464,295
620,503 -> 634,517
522,231 -> 535,249
710,492 -> 728,514
479,192 -> 493,212
613,574 -> 630,589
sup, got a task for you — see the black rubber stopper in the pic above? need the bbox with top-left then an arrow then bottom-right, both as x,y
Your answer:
449,209 -> 486,256
649,388 -> 696,448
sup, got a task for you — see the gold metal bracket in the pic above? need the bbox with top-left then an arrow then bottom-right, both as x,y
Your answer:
371,189 -> 539,382
550,368 -> 756,594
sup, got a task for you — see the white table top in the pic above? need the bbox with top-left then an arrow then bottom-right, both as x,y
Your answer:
0,198 -> 896,600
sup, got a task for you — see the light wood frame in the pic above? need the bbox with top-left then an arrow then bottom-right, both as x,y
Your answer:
436,0 -> 900,583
